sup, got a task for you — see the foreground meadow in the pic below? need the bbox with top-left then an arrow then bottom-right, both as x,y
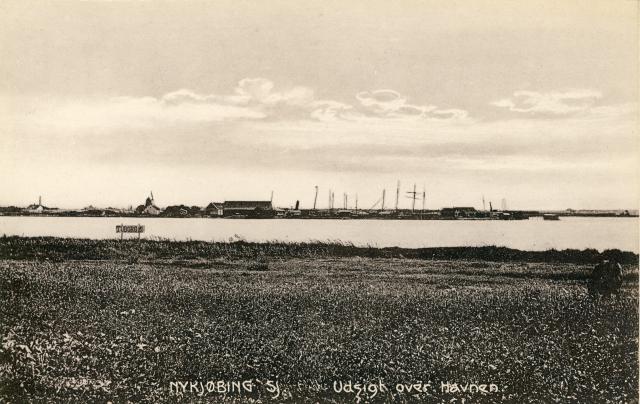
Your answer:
0,238 -> 638,403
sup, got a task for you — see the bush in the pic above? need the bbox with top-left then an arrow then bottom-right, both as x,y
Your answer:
589,260 -> 624,297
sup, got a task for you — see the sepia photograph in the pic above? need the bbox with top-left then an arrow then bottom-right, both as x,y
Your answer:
0,0 -> 638,402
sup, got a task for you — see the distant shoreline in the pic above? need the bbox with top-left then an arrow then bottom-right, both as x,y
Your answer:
0,212 -> 638,219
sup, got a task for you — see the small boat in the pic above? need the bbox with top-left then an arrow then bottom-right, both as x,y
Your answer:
543,213 -> 560,221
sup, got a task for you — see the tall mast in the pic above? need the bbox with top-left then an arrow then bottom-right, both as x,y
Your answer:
313,186 -> 318,210
412,183 -> 417,213
381,189 -> 386,211
395,180 -> 400,212
422,184 -> 426,216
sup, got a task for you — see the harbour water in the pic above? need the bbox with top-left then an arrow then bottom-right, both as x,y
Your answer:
0,216 -> 637,252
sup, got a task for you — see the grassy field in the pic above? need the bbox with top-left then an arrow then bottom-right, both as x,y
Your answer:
0,238 -> 638,403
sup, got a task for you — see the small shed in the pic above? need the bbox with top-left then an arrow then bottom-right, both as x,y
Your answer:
204,202 -> 224,217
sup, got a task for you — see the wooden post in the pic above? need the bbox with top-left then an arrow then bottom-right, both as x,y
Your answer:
120,223 -> 123,241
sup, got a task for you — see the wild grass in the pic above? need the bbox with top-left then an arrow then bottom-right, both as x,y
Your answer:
0,254 -> 637,402
0,236 -> 636,264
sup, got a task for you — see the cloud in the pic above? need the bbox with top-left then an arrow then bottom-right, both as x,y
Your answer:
236,78 -> 276,102
356,90 -> 409,112
588,102 -> 638,119
157,79 -> 319,123
354,89 -> 468,121
30,95 -> 267,131
10,78 -> 469,130
309,100 -> 354,122
234,78 -> 316,107
148,79 -> 345,123
491,89 -> 603,115
5,87 -> 637,210
161,89 -> 219,105
163,81 -> 468,123
429,108 -> 469,120
162,79 -> 314,109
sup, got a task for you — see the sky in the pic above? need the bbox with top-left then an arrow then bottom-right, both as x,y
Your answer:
0,0 -> 638,210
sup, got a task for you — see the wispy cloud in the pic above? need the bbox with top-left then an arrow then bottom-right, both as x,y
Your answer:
353,89 -> 468,121
9,78 -> 470,131
491,89 -> 603,116
3,84 -> 637,209
161,79 -> 470,123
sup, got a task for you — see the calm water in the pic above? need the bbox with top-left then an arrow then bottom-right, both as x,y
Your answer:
0,216 -> 637,252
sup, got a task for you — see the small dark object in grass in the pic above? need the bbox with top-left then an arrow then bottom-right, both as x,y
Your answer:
127,255 -> 141,265
589,259 -> 623,297
247,260 -> 269,271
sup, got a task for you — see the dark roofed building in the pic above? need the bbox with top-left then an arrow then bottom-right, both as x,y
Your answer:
204,202 -> 224,217
223,201 -> 274,218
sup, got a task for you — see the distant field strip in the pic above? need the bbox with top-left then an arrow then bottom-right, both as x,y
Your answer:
0,236 -> 637,264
